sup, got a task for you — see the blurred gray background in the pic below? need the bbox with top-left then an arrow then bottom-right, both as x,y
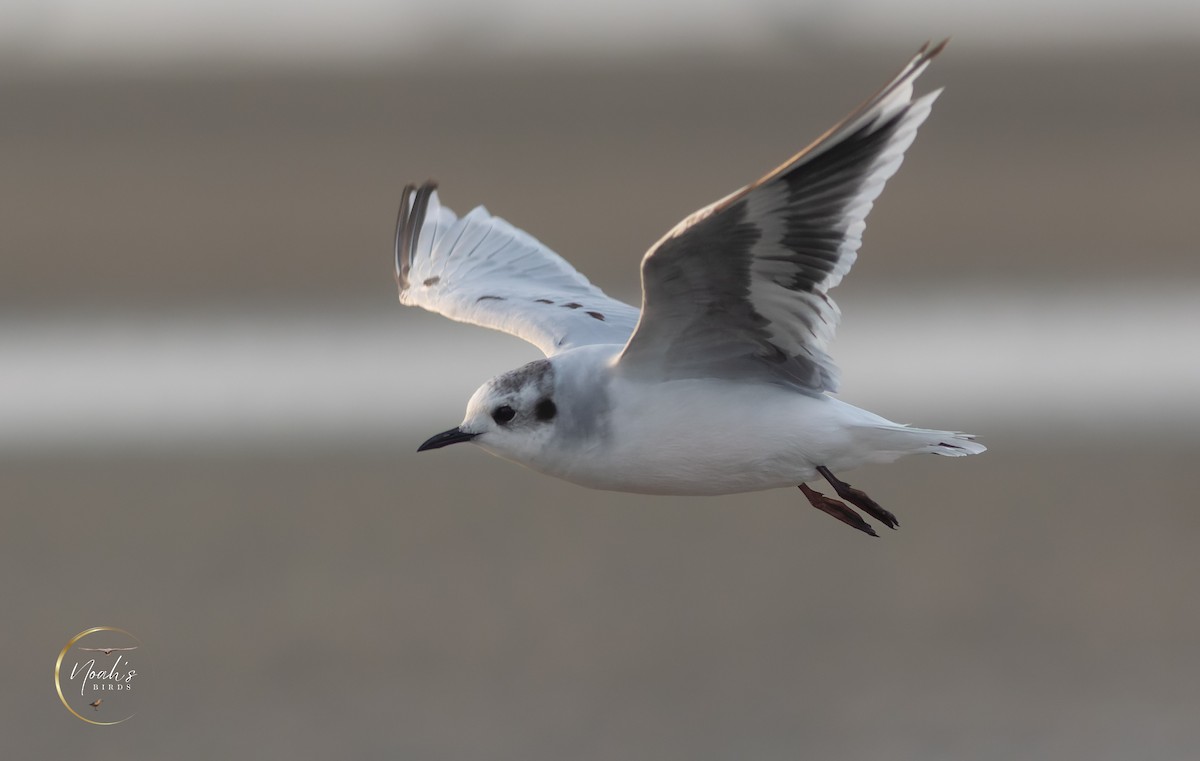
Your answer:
3,1 -> 1199,759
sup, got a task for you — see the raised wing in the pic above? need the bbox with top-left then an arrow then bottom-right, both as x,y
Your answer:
395,183 -> 640,356
618,41 -> 946,393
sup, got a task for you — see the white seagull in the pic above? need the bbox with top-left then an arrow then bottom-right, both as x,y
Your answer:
395,41 -> 983,536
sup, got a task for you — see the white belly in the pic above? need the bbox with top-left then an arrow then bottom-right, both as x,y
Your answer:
534,377 -> 896,496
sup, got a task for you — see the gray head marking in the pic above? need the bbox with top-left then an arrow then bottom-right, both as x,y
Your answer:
489,358 -> 554,397
460,352 -> 614,459
463,359 -> 561,442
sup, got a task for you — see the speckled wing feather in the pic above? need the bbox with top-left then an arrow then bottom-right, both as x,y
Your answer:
396,184 -> 640,356
618,41 -> 947,392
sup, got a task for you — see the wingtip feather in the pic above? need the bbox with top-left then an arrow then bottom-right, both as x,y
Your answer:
395,180 -> 439,294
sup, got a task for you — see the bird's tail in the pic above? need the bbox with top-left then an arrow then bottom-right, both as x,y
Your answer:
861,424 -> 986,458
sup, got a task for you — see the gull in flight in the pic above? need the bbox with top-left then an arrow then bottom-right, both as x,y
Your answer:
395,41 -> 983,536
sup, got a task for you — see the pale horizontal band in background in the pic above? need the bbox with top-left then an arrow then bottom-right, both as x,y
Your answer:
2,285 -> 1196,453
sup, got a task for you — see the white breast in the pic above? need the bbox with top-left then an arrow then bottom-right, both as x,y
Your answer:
538,373 -> 880,496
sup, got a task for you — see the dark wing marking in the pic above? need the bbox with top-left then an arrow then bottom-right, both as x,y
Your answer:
395,182 -> 640,356
618,41 -> 946,392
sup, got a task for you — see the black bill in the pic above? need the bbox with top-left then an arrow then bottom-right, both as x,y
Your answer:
417,427 -> 479,452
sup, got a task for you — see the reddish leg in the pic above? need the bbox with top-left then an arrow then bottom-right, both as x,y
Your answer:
798,484 -> 879,537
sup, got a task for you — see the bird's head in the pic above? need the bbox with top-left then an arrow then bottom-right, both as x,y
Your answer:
418,358 -> 560,464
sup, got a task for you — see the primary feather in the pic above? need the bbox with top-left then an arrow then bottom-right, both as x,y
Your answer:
618,41 -> 945,392
395,183 -> 639,356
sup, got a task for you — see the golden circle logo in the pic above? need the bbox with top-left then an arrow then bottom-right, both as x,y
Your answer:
54,627 -> 141,725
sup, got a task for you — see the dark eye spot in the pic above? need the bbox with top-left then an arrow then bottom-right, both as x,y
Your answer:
492,405 -> 516,424
535,399 -> 557,421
